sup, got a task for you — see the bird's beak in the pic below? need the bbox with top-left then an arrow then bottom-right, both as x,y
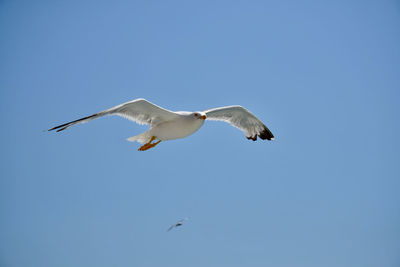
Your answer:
200,115 -> 207,120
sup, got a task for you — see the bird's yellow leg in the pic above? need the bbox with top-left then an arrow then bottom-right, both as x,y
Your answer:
138,136 -> 161,151
138,136 -> 155,151
148,136 -> 156,144
138,140 -> 162,151
147,140 -> 161,150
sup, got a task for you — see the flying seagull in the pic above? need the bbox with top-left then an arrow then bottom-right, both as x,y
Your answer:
48,98 -> 274,151
167,217 -> 189,232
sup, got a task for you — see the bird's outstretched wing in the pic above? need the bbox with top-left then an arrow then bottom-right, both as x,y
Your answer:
204,106 -> 274,141
167,225 -> 176,232
179,217 -> 189,223
48,98 -> 179,132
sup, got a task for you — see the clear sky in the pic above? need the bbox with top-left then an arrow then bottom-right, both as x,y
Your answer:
1,1 -> 399,266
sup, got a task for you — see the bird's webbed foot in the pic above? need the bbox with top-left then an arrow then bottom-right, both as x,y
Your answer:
138,136 -> 162,151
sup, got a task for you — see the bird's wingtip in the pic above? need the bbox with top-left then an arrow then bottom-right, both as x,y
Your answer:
258,126 -> 274,141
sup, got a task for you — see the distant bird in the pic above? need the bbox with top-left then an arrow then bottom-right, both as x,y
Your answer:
48,98 -> 274,151
167,217 -> 189,232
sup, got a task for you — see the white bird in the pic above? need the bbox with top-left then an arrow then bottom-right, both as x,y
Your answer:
167,217 -> 189,232
48,98 -> 274,151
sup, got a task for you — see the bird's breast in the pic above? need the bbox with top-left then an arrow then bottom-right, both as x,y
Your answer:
152,118 -> 204,141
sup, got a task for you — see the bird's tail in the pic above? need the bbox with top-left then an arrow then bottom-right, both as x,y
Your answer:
126,131 -> 152,144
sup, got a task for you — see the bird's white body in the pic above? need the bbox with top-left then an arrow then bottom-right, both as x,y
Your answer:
130,112 -> 205,143
152,113 -> 205,141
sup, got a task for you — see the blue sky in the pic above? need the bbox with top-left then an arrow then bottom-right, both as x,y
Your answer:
1,1 -> 399,266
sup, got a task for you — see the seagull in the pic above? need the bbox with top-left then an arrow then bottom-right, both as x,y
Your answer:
167,217 -> 189,232
48,98 -> 274,151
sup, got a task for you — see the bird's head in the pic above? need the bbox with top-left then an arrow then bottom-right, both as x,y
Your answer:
192,112 -> 207,120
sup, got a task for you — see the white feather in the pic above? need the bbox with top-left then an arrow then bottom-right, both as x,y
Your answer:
203,106 -> 274,140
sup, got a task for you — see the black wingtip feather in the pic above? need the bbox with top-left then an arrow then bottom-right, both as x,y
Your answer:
259,126 -> 274,140
247,136 -> 257,141
56,126 -> 69,132
48,114 -> 97,132
246,126 -> 274,141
